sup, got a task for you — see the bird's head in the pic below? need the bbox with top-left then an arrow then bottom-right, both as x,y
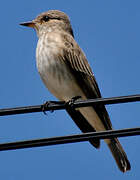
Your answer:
20,10 -> 74,37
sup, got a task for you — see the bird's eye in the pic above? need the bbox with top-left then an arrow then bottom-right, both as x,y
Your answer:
42,16 -> 50,22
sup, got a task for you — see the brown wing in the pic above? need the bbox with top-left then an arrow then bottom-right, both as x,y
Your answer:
60,33 -> 113,131
66,105 -> 100,148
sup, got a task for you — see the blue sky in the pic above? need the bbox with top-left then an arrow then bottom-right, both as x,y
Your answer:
0,0 -> 139,179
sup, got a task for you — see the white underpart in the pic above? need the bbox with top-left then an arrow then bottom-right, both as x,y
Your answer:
36,33 -> 106,132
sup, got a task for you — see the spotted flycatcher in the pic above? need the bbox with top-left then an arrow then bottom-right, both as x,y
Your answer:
20,10 -> 130,172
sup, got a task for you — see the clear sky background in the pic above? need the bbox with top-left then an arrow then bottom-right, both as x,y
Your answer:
0,0 -> 139,179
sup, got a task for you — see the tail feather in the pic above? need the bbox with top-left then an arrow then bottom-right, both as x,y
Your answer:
107,138 -> 131,172
66,108 -> 100,148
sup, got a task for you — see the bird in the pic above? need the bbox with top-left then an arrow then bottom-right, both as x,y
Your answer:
20,10 -> 131,172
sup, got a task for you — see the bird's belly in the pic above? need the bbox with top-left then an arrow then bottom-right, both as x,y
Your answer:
42,69 -> 83,101
36,44 -> 106,132
37,55 -> 84,101
40,65 -> 106,131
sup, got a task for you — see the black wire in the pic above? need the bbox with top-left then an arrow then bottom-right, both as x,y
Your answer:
0,94 -> 140,116
0,94 -> 139,151
0,127 -> 139,151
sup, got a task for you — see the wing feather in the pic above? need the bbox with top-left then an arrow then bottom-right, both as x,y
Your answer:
60,33 -> 113,130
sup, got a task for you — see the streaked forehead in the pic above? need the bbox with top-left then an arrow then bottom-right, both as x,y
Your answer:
35,10 -> 70,21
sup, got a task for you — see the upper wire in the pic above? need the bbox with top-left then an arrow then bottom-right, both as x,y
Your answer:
0,94 -> 140,116
0,94 -> 139,151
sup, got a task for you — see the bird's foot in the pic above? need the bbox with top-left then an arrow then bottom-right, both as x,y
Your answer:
42,96 -> 81,115
42,100 -> 65,115
66,96 -> 81,109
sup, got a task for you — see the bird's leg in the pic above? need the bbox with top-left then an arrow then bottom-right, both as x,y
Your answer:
42,96 -> 81,115
66,96 -> 81,109
42,100 -> 65,115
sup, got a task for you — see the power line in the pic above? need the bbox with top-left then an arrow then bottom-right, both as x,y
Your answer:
0,94 -> 139,151
0,94 -> 140,116
0,127 -> 139,151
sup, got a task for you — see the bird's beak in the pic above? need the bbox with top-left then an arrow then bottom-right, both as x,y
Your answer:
20,21 -> 35,28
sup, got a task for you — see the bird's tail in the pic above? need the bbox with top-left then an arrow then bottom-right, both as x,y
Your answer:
106,138 -> 131,172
